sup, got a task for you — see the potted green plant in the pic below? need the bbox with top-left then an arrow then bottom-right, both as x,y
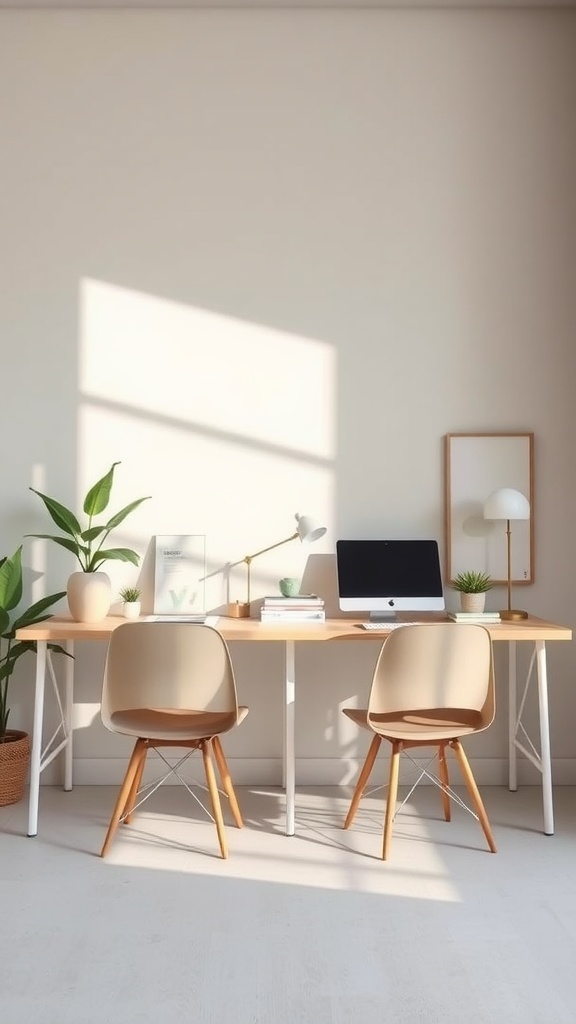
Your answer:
451,570 -> 492,613
119,585 -> 141,620
29,461 -> 151,623
0,546 -> 67,805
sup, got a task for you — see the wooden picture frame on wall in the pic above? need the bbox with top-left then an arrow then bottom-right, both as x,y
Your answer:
444,432 -> 534,586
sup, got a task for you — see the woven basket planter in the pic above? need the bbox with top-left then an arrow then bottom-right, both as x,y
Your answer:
0,730 -> 31,806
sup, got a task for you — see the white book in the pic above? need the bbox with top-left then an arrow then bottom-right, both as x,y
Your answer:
143,614 -> 220,626
260,610 -> 326,621
448,612 -> 501,622
260,616 -> 326,626
261,604 -> 324,610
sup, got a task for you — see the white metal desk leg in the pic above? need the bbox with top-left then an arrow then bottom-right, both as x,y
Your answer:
508,641 -> 518,792
284,640 -> 296,836
536,640 -> 554,835
281,706 -> 286,789
27,640 -> 47,837
281,654 -> 286,790
63,640 -> 74,791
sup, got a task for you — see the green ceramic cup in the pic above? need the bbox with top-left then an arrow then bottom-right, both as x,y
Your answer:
279,577 -> 301,597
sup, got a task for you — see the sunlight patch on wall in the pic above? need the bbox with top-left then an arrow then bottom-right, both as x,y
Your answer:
80,278 -> 334,457
78,279 -> 335,605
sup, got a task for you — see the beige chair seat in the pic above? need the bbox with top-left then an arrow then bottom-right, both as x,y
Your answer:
343,706 -> 482,741
111,705 -> 249,741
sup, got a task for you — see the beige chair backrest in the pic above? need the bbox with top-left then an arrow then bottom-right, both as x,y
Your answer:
101,622 -> 239,731
367,623 -> 495,730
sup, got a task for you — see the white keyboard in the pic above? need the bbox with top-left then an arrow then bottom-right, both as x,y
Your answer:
359,620 -> 421,631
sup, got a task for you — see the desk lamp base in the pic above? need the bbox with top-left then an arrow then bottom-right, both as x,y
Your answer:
227,601 -> 251,619
500,609 -> 528,621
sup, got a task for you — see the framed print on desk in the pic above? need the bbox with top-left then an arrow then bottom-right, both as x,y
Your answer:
444,432 -> 534,585
153,535 -> 206,614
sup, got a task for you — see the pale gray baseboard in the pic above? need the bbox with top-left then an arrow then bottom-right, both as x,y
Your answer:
38,756 -> 576,787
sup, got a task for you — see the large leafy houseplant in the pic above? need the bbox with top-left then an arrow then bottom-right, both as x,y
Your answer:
29,461 -> 151,573
0,546 -> 66,741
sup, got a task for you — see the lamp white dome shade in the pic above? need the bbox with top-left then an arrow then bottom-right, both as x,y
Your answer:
483,488 -> 530,521
295,513 -> 327,544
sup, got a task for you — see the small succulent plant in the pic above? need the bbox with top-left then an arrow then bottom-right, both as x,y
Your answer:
119,585 -> 141,604
451,570 -> 492,594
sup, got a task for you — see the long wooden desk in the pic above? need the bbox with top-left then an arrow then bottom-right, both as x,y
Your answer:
16,613 -> 572,839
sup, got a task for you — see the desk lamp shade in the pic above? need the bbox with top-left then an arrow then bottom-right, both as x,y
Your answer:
294,514 -> 326,545
483,488 -> 530,620
228,513 -> 327,618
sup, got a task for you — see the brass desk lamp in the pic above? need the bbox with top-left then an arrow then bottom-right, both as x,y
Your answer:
483,487 -> 530,620
228,513 -> 326,618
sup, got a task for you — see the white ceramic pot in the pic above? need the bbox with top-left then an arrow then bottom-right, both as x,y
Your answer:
67,571 -> 111,623
460,592 -> 486,613
122,601 -> 141,620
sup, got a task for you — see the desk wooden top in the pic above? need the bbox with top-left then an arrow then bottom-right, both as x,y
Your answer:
16,613 -> 572,644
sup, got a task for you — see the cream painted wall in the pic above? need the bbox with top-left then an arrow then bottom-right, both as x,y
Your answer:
1,8 -> 575,784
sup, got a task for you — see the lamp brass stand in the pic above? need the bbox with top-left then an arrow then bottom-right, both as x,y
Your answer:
501,518 -> 528,621
484,488 -> 530,622
227,532 -> 299,618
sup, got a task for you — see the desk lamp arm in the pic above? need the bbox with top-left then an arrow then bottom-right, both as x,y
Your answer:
243,532 -> 298,606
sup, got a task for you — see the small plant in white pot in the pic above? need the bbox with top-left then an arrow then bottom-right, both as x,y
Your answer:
119,585 -> 141,620
29,462 -> 151,623
451,570 -> 492,613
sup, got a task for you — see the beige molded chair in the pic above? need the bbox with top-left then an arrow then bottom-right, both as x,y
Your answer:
342,622 -> 496,859
100,621 -> 248,859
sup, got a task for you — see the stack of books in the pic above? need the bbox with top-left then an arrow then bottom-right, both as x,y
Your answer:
448,611 -> 501,624
260,594 -> 325,622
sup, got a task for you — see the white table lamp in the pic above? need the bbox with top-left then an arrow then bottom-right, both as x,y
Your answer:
483,487 -> 530,620
228,513 -> 327,618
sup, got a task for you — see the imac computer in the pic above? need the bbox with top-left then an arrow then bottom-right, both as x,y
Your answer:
336,539 -> 445,621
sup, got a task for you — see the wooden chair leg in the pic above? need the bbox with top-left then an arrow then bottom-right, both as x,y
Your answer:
382,741 -> 400,860
438,743 -> 451,822
451,739 -> 497,853
212,735 -> 243,828
101,738 -> 146,858
202,739 -> 228,859
123,746 -> 148,825
344,733 -> 382,829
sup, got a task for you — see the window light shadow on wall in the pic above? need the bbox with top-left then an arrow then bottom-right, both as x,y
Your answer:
79,278 -> 335,606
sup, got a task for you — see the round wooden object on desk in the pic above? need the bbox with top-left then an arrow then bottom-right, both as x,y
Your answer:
227,601 -> 251,618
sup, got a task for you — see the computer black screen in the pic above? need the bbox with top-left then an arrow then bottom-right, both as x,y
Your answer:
336,539 -> 445,617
